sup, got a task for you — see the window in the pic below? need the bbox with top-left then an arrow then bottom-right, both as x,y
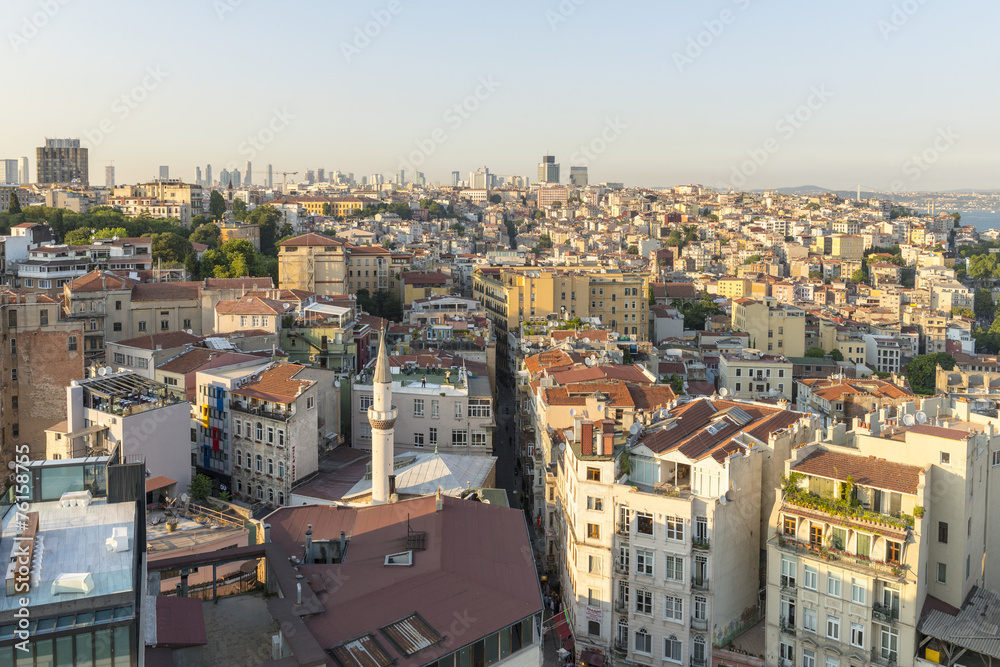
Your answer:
636,549 -> 653,575
665,516 -> 683,541
664,596 -> 683,623
39,309 -> 48,326
587,467 -> 601,482
827,571 -> 842,598
588,588 -> 600,606
454,402 -> 463,419
588,555 -> 602,574
255,455 -> 263,473
278,430 -> 284,447
809,523 -> 823,546
993,450 -> 1000,467
781,556 -> 796,588
663,636 -> 682,663
665,554 -> 684,581
779,641 -> 794,667
452,430 -> 468,447
468,399 -> 492,417
940,451 -> 951,465
267,427 -> 274,444
587,496 -> 603,511
851,578 -> 866,605
937,562 -> 947,584
307,396 -> 315,409
693,595 -> 707,621
257,486 -> 263,500
429,428 -> 437,447
414,433 -> 425,447
588,620 -> 600,636
826,615 -> 840,641
414,399 -> 424,417
885,540 -> 901,564
267,458 -> 274,475
161,320 -> 169,330
803,566 -> 818,591
856,532 -> 871,558
803,608 -> 817,633
113,322 -> 122,332
634,629 -> 651,655
783,516 -> 796,536
256,423 -> 263,441
429,399 -> 440,419
471,430 -> 487,447
360,395 -> 373,412
825,659 -> 838,667
829,526 -> 846,550
138,321 -> 146,331
636,511 -> 653,536
938,521 -> 949,544
802,649 -> 816,667
9,369 -> 15,382
587,523 -> 600,539
278,462 -> 284,478
635,590 -> 652,616
850,622 -> 865,648
693,636 -> 706,663
115,300 -> 122,311
183,319 -> 191,329
236,450 -> 243,468
278,492 -> 284,505
878,627 -> 899,664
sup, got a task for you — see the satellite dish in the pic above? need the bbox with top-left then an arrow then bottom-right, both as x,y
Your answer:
524,340 -> 532,348
334,380 -> 341,388
915,411 -> 928,424
559,443 -> 566,451
585,357 -> 593,367
629,423 -> 640,435
569,408 -> 577,416
719,387 -> 729,397
180,493 -> 190,503
719,495 -> 728,505
97,366 -> 107,376
902,414 -> 915,427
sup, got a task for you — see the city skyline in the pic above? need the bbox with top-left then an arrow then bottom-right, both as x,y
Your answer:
3,0 -> 996,190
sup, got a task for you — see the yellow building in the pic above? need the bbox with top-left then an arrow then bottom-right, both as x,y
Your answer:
218,221 -> 261,250
270,195 -> 374,217
718,277 -> 752,300
278,233 -> 349,295
402,271 -> 452,303
830,234 -> 864,260
473,267 -> 650,341
112,180 -> 203,215
732,297 -> 806,357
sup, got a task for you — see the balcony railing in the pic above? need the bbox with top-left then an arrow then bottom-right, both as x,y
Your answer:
690,658 -> 707,667
779,616 -> 796,637
779,659 -> 794,667
780,575 -> 797,593
616,525 -> 630,541
614,561 -> 629,575
774,535 -> 905,579
690,616 -> 708,631
871,648 -> 898,667
612,642 -> 627,657
872,602 -> 900,624
691,576 -> 710,591
692,537 -> 710,551
231,402 -> 292,422
614,600 -> 628,614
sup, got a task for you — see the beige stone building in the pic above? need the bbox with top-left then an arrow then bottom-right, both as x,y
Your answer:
732,297 -> 806,357
278,233 -> 349,295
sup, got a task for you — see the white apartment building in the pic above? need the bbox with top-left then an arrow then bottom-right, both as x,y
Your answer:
862,335 -> 902,374
718,350 -> 794,401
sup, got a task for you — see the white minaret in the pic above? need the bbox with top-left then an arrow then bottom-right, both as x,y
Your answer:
368,329 -> 396,504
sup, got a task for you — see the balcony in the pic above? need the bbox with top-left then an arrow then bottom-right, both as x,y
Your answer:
773,535 -> 905,580
779,659 -> 794,667
616,525 -> 630,542
612,642 -> 627,657
690,616 -> 708,632
614,600 -> 628,614
692,537 -> 710,551
614,561 -> 630,576
689,659 -> 707,667
780,575 -> 797,594
871,648 -> 898,667
691,576 -> 710,591
779,616 -> 796,637
231,401 -> 292,422
872,602 -> 900,625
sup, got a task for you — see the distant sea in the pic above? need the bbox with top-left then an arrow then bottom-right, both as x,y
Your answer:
922,209 -> 1000,233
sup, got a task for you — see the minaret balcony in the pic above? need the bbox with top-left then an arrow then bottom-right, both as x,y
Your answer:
368,406 -> 398,430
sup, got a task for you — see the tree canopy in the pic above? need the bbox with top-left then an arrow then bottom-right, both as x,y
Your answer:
8,193 -> 21,215
904,352 -> 955,395
804,347 -> 827,358
671,293 -> 723,331
208,191 -> 226,219
356,288 -> 403,322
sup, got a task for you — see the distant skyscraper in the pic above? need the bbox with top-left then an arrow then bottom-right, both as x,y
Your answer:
105,165 -> 115,188
244,161 -> 252,186
317,168 -> 325,183
36,138 -> 88,185
17,157 -> 28,184
267,164 -> 273,188
305,169 -> 315,185
398,169 -> 405,186
451,171 -> 460,187
416,172 -> 426,186
159,165 -> 169,181
219,169 -> 230,187
231,170 -> 241,188
470,167 -> 490,190
0,160 -> 17,184
361,176 -> 368,186
538,155 -> 559,184
206,164 -> 213,187
195,166 -> 202,186
569,166 -> 588,187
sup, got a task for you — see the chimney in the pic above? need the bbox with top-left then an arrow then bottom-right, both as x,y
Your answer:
600,432 -> 613,456
304,524 -> 313,564
339,531 -> 346,558
435,487 -> 443,511
296,582 -> 302,605
581,421 -> 594,456
573,416 -> 582,444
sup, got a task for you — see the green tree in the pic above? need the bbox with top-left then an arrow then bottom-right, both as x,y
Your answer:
851,268 -> 868,284
8,193 -> 20,215
626,245 -> 639,255
190,223 -> 221,250
904,352 -> 956,395
672,293 -> 723,330
151,233 -> 193,265
668,374 -> 685,395
952,307 -> 976,319
952,212 -> 961,225
975,288 -> 995,322
622,348 -> 632,364
209,191 -> 226,219
231,198 -> 247,221
829,348 -> 844,362
805,347 -> 827,358
245,205 -> 282,256
743,254 -> 762,265
322,203 -> 332,216
551,201 -> 562,208
489,194 -> 502,204
188,474 -> 213,500
450,222 -> 466,235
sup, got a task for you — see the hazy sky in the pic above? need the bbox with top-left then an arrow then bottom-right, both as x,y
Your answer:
5,0 -> 997,191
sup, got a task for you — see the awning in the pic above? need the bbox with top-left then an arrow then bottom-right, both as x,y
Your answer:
146,476 -> 176,493
580,650 -> 604,667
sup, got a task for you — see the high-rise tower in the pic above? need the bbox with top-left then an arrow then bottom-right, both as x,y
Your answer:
367,330 -> 397,505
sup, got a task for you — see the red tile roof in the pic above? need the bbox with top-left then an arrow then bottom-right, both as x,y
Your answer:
113,331 -> 203,350
216,296 -> 294,316
278,232 -> 343,247
232,362 -> 314,402
793,449 -> 923,494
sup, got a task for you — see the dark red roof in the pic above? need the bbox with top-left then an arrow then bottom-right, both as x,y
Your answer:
793,449 -> 922,494
155,596 -> 207,646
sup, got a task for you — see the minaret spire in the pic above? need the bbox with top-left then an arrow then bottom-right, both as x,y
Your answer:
369,329 -> 397,504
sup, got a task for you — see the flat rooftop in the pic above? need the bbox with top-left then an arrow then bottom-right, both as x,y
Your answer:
0,499 -> 135,613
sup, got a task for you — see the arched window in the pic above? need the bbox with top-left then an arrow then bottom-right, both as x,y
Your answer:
278,462 -> 284,479
256,486 -> 263,500
616,619 -> 628,646
235,450 -> 242,468
255,455 -> 263,473
278,492 -> 284,506
246,483 -> 252,497
237,480 -> 243,494
267,458 -> 274,475
693,636 -> 706,662
255,422 -> 263,441
268,488 -> 274,503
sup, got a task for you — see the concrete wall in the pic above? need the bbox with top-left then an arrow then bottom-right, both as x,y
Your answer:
119,401 -> 194,496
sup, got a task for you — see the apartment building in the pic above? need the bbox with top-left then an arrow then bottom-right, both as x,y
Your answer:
765,397 -> 1000,667
19,237 -> 153,295
217,221 -> 260,249
229,362 -> 319,508
795,377 -> 915,428
718,350 -> 793,401
278,233 -> 349,295
862,335 -> 902,374
111,179 -> 204,216
0,291 -> 85,459
352,360 -> 494,456
732,298 -> 807,357
282,301 -> 368,374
